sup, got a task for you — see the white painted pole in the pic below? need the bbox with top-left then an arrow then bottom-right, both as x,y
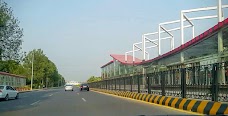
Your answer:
125,52 -> 127,62
180,11 -> 184,63
217,0 -> 223,53
217,0 -> 225,84
218,0 -> 222,22
182,6 -> 217,13
180,11 -> 184,45
192,25 -> 195,38
171,37 -> 174,50
158,25 -> 161,55
133,44 -> 135,62
142,35 -> 146,61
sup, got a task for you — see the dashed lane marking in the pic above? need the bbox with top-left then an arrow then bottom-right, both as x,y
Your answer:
30,100 -> 40,105
82,98 -> 86,102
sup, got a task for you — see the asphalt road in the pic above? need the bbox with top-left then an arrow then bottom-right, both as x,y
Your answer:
0,87 -> 196,116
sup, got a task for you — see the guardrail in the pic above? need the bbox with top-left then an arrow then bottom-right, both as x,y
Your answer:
89,62 -> 228,102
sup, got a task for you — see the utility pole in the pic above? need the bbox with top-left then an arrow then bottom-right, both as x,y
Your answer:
31,51 -> 34,90
46,77 -> 48,89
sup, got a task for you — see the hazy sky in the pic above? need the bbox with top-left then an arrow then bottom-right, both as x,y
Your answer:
6,0 -> 228,82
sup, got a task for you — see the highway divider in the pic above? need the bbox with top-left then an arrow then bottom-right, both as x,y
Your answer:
18,86 -> 63,93
91,88 -> 228,115
18,89 -> 43,93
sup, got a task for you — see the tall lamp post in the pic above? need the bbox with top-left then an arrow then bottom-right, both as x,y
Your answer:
31,51 -> 34,90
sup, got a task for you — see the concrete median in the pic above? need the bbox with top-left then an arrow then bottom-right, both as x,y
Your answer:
91,88 -> 228,115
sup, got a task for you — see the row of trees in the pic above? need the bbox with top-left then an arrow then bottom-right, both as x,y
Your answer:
23,49 -> 65,88
0,1 -> 65,88
87,76 -> 101,83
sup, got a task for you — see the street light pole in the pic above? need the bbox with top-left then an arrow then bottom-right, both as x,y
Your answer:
31,52 -> 34,90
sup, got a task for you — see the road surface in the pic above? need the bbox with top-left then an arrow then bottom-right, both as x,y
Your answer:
0,87 -> 196,116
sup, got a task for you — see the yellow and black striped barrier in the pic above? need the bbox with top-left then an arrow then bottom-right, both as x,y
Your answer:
91,88 -> 228,115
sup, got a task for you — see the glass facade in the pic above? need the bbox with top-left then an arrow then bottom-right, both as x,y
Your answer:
97,21 -> 228,102
223,27 -> 228,51
184,34 -> 218,61
102,60 -> 145,79
101,26 -> 228,82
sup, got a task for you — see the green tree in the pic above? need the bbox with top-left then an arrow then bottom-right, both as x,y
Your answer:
58,74 -> 65,86
0,1 -> 23,61
87,76 -> 101,83
23,49 -> 65,88
0,60 -> 27,75
23,49 -> 46,86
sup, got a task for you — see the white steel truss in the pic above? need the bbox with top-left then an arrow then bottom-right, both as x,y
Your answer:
125,0 -> 228,62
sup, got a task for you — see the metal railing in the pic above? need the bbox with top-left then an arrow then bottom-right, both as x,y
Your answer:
89,62 -> 228,102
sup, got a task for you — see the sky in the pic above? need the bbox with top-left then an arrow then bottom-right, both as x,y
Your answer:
5,0 -> 228,82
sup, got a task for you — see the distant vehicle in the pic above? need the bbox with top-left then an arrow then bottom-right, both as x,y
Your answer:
67,81 -> 81,86
0,85 -> 19,101
80,83 -> 89,91
65,84 -> 73,91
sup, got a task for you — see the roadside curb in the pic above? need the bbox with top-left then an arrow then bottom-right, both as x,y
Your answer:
91,88 -> 228,115
18,87 -> 64,93
18,89 -> 41,93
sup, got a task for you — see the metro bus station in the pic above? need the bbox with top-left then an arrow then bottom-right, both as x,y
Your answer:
91,2 -> 228,102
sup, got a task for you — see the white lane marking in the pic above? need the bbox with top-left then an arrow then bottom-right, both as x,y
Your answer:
49,94 -> 53,96
82,98 -> 86,102
30,100 -> 40,105
77,93 -> 79,95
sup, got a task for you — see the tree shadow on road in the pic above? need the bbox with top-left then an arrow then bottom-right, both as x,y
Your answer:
0,90 -> 59,114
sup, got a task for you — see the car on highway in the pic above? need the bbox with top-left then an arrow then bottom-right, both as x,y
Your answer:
80,83 -> 89,91
0,85 -> 19,101
65,84 -> 74,91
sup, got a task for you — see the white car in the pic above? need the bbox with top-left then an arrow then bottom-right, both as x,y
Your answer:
65,85 -> 73,91
0,85 -> 19,101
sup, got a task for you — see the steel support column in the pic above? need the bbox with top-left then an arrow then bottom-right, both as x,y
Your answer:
138,75 -> 140,93
124,78 -> 126,91
161,72 -> 165,96
212,64 -> 218,101
115,79 -> 117,90
105,80 -> 107,89
119,78 -> 121,91
112,79 -> 114,90
147,74 -> 151,94
181,68 -> 186,98
130,76 -> 133,92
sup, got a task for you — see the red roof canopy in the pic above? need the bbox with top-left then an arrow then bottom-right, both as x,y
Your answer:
101,18 -> 228,68
101,54 -> 142,68
110,54 -> 142,64
0,72 -> 26,78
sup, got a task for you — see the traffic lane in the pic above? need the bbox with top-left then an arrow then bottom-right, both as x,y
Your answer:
0,88 -> 63,113
26,88 -> 83,116
0,87 -> 197,116
0,87 -> 83,116
77,90 -> 196,116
